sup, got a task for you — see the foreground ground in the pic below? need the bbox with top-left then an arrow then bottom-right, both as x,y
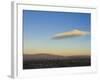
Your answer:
23,54 -> 90,69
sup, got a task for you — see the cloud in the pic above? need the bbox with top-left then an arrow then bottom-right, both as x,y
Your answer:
52,29 -> 90,39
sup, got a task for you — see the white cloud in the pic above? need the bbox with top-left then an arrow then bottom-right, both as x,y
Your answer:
52,29 -> 90,39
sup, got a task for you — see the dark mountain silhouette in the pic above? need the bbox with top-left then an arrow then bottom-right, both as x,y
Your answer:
23,53 -> 67,61
23,53 -> 90,69
23,53 -> 90,61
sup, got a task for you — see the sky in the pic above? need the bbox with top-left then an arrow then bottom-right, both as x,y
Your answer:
23,10 -> 91,56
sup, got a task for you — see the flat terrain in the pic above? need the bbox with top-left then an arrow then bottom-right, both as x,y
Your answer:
23,54 -> 90,69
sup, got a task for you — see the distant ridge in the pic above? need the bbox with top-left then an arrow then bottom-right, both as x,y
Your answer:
23,53 -> 90,61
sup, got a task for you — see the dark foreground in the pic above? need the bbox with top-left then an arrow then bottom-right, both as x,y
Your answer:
23,54 -> 90,69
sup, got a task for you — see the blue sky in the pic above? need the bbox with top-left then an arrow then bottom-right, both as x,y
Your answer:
23,10 -> 91,56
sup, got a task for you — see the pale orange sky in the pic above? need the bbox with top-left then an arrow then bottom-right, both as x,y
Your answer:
24,47 -> 90,56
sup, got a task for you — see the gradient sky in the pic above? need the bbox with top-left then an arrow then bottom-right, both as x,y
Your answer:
23,10 -> 91,56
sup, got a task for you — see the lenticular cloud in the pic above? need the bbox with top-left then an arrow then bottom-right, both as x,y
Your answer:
52,29 -> 90,39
